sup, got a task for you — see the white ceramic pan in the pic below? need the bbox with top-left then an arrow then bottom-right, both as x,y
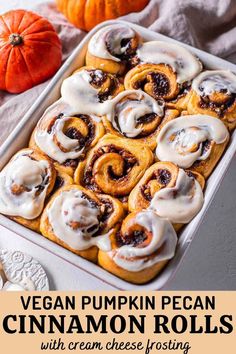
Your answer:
0,20 -> 235,290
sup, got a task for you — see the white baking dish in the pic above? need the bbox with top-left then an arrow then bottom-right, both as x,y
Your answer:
0,20 -> 235,290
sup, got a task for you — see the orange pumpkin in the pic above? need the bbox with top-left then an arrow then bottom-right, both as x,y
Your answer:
0,10 -> 62,94
56,0 -> 149,31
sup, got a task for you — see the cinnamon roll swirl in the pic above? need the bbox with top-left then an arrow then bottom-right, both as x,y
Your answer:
125,41 -> 202,109
187,70 -> 236,130
29,101 -> 105,177
74,134 -> 154,197
98,210 -> 178,284
102,90 -> 165,149
156,115 -> 229,177
129,162 -> 205,229
0,149 -> 56,231
61,68 -> 124,116
73,66 -> 124,101
40,185 -> 124,262
86,24 -> 140,75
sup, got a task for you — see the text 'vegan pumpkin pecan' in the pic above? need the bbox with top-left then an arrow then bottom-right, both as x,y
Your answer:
0,10 -> 62,93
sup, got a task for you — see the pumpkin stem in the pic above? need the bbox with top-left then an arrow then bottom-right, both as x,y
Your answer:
9,33 -> 23,46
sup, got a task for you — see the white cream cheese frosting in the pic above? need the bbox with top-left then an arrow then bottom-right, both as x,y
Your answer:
106,90 -> 164,138
156,115 -> 229,168
61,69 -> 112,116
35,116 -> 85,164
0,150 -> 51,219
149,169 -> 204,224
192,70 -> 236,96
111,210 -> 177,272
47,189 -> 111,251
61,69 -> 164,125
137,41 -> 202,84
88,24 -> 135,62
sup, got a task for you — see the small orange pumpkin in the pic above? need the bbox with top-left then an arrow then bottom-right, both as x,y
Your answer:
56,0 -> 149,31
0,10 -> 62,93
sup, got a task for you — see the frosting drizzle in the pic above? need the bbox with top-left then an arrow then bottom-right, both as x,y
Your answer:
111,210 -> 177,272
137,41 -> 202,84
149,169 -> 204,223
35,116 -> 85,164
106,90 -> 164,138
0,150 -> 51,219
192,70 -> 236,96
88,24 -> 135,62
47,189 -> 111,251
156,115 -> 229,168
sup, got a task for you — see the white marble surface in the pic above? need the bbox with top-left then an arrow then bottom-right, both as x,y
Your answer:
0,0 -> 235,290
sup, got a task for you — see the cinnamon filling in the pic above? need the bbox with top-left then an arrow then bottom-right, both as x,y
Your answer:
35,176 -> 49,194
63,159 -> 79,168
201,139 -> 211,155
171,83 -> 190,101
199,94 -> 236,117
192,140 -> 212,167
116,230 -> 148,248
99,198 -> 114,224
140,169 -> 172,201
150,72 -> 170,97
157,169 -> 172,185
60,114 -> 95,168
84,144 -> 138,190
54,176 -> 64,190
88,69 -> 121,102
89,70 -> 107,87
65,127 -> 84,140
133,72 -> 170,98
106,38 -> 135,60
98,78 -> 119,102
136,112 -> 158,124
79,193 -> 110,236
185,171 -> 195,179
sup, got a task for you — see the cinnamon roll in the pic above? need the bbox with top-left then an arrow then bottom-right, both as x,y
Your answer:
98,210 -> 178,284
29,100 -> 105,177
129,162 -> 205,230
74,133 -> 154,197
125,41 -> 202,109
102,90 -> 165,149
0,148 -> 56,232
187,70 -> 236,130
73,66 -> 124,101
53,167 -> 73,193
40,185 -> 124,262
86,24 -> 141,75
61,68 -> 124,116
156,115 -> 229,177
